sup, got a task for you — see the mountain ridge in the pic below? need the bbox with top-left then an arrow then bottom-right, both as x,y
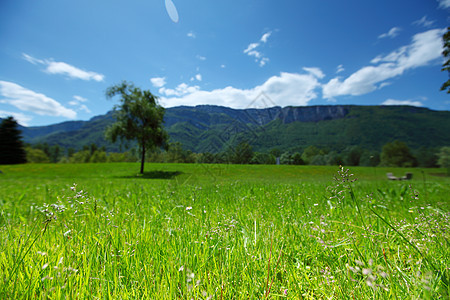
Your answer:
4,104 -> 449,153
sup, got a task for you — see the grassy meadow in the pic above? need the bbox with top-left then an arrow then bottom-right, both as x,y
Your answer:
0,163 -> 448,299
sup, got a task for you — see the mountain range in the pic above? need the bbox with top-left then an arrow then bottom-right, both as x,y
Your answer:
11,105 -> 450,154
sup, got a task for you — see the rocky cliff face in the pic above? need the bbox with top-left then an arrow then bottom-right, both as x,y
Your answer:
277,106 -> 350,123
166,105 -> 350,128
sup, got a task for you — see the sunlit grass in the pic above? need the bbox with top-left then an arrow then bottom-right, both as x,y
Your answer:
0,163 -> 448,298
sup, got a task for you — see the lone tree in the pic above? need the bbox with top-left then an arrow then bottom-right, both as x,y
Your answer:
106,81 -> 168,174
441,27 -> 450,93
0,116 -> 27,164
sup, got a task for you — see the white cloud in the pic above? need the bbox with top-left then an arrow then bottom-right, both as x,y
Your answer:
159,83 -> 200,97
413,16 -> 435,27
303,67 -> 325,79
69,95 -> 91,113
195,74 -> 202,81
22,53 -> 104,81
187,31 -> 196,38
323,28 -> 446,99
150,77 -> 167,88
0,110 -> 32,126
159,71 -> 321,108
196,55 -> 206,61
0,81 -> 77,119
259,57 -> 269,67
336,64 -> 345,73
382,99 -> 423,107
221,64 -> 226,68
437,0 -> 450,8
23,53 -> 44,65
244,31 -> 272,67
73,95 -> 88,102
244,43 -> 260,55
260,31 -> 272,43
378,27 -> 401,39
78,104 -> 91,113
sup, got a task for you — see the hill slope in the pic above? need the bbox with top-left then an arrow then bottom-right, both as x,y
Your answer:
14,105 -> 450,153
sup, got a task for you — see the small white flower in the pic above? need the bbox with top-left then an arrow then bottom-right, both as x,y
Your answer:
178,266 -> 184,272
186,206 -> 192,211
362,268 -> 372,275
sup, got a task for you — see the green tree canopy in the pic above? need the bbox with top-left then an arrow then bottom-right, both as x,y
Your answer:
228,141 -> 254,164
380,140 -> 417,167
437,146 -> 450,174
0,116 -> 27,164
25,147 -> 50,163
106,81 -> 168,174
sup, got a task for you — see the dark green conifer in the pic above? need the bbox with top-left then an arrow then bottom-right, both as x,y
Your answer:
0,116 -> 27,164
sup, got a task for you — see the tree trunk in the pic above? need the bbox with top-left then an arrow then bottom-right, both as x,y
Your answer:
140,144 -> 146,174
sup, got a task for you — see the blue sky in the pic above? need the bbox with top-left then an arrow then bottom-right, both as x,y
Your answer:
0,0 -> 449,126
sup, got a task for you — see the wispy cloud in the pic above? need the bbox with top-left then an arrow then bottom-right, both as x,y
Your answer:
437,0 -> 450,9
0,81 -> 77,119
159,70 -> 322,108
196,55 -> 206,61
336,64 -> 345,74
378,27 -> 401,39
323,28 -> 445,99
382,99 -> 423,107
187,31 -> 196,38
150,77 -> 167,88
0,110 -> 32,126
244,31 -> 272,67
22,54 -> 104,81
69,95 -> 91,113
413,15 -> 435,27
303,67 -> 325,79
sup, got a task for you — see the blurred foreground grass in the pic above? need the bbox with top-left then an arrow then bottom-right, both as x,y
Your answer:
0,163 -> 448,298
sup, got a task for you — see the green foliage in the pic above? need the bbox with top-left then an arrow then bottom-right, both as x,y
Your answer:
343,145 -> 363,166
33,143 -> 63,163
69,150 -> 91,163
292,152 -> 304,165
25,147 -> 50,163
106,81 -> 168,173
89,151 -> 107,163
437,146 -> 450,174
106,152 -> 136,163
227,141 -> 254,164
414,147 -> 439,168
251,152 -> 276,165
441,27 -> 450,93
301,145 -> 321,164
380,140 -> 417,167
359,151 -> 380,167
0,116 -> 27,164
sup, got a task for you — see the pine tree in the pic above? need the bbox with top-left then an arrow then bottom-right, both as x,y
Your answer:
0,116 -> 27,164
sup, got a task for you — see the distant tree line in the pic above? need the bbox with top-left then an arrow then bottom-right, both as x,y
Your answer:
1,116 -> 449,171
21,140 -> 449,171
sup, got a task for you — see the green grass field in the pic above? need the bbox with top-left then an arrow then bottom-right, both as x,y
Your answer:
0,163 -> 448,299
